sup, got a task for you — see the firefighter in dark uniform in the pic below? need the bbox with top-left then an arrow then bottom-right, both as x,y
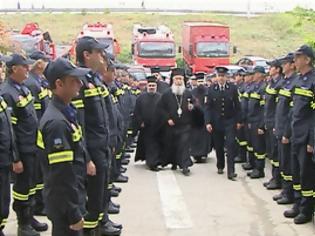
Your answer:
24,51 -> 51,217
0,54 -> 47,236
274,53 -> 298,205
205,67 -> 241,181
247,66 -> 267,179
234,69 -> 247,163
263,59 -> 284,190
283,45 -> 315,224
37,57 -> 89,235
241,69 -> 256,171
72,36 -> 121,235
0,94 -> 18,236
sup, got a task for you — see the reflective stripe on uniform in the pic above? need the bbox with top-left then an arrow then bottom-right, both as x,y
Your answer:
301,190 -> 313,197
293,184 -> 301,191
13,190 -> 29,201
84,88 -> 100,98
294,88 -> 314,98
48,150 -> 74,164
83,220 -> 98,229
260,100 -> 265,106
289,101 -> 294,107
34,103 -> 42,110
254,152 -> 266,160
99,87 -> 110,98
0,218 -> 7,227
72,126 -> 82,142
311,101 -> 315,110
247,146 -> 254,152
270,160 -> 279,167
249,93 -> 261,100
115,89 -> 125,96
279,89 -> 291,97
72,99 -> 84,109
37,130 -> 45,149
35,183 -> 44,191
11,116 -> 18,125
38,88 -> 49,100
265,86 -> 277,95
0,100 -> 7,112
16,93 -> 33,108
98,213 -> 104,221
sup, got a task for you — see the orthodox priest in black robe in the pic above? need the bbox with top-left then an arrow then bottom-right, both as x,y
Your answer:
190,73 -> 212,163
133,76 -> 162,171
156,68 -> 198,176
151,67 -> 170,94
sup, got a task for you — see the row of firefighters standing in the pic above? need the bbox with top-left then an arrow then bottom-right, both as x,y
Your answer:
132,44 -> 315,226
0,36 -> 142,236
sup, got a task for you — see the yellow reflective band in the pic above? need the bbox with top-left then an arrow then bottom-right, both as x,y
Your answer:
282,174 -> 293,181
48,151 -> 74,164
239,141 -> 248,146
289,101 -> 294,107
34,103 -> 42,110
29,187 -> 36,196
98,213 -> 104,221
311,101 -> 315,110
260,100 -> 265,106
38,88 -> 49,100
265,86 -> 277,95
36,183 -> 44,190
254,153 -> 266,160
37,130 -> 45,149
116,153 -> 122,160
301,190 -> 313,197
16,93 -> 33,108
279,89 -> 291,97
99,87 -> 110,98
250,93 -> 261,100
13,190 -> 29,201
127,130 -> 133,135
293,184 -> 301,191
0,100 -> 7,112
247,146 -> 254,152
294,88 -> 314,98
72,126 -> 82,142
271,161 -> 279,167
11,116 -> 18,125
84,88 -> 100,98
48,90 -> 52,98
243,92 -> 249,98
72,99 -> 84,109
115,89 -> 124,96
122,84 -> 130,90
83,220 -> 98,229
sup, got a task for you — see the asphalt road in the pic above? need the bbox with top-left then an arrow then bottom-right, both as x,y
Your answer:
4,150 -> 315,236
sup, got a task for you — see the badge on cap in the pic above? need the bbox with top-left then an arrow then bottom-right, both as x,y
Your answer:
88,82 -> 95,89
53,138 -> 64,150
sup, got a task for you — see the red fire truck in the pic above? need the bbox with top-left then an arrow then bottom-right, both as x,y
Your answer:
10,23 -> 56,59
76,22 -> 121,56
182,22 -> 231,75
131,24 -> 176,72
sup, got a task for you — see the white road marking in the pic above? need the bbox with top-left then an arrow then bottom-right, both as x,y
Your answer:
157,170 -> 193,229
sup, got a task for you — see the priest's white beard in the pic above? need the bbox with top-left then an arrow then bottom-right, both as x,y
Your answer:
171,84 -> 186,96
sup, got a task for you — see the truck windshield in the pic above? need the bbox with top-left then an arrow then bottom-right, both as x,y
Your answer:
139,42 -> 175,58
196,42 -> 229,57
97,38 -> 114,54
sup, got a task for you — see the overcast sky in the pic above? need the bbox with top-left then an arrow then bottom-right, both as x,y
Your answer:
0,0 -> 314,12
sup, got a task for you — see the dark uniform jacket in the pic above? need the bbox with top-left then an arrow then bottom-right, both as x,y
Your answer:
205,82 -> 241,129
274,73 -> 298,138
38,96 -> 84,225
291,69 -> 315,145
247,80 -> 266,128
1,78 -> 38,155
24,72 -> 50,120
0,96 -> 17,166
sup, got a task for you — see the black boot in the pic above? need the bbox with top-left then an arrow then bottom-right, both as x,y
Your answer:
110,189 -> 120,197
182,168 -> 190,176
277,195 -> 294,205
17,225 -> 40,236
266,178 -> 281,190
294,213 -> 312,224
31,217 -> 48,232
115,174 -> 128,183
249,169 -> 265,179
284,204 -> 300,218
242,163 -> 253,171
16,207 -> 39,236
108,202 -> 120,215
100,221 -> 121,236
272,192 -> 283,201
112,185 -> 122,193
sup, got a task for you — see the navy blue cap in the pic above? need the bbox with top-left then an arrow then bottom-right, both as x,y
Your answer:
171,68 -> 185,78
1,54 -> 34,67
215,66 -> 228,74
76,36 -> 108,58
29,51 -> 51,61
253,66 -> 266,74
279,52 -> 294,64
294,45 -> 315,60
267,59 -> 281,68
195,72 -> 205,81
45,57 -> 90,84
206,73 -> 216,80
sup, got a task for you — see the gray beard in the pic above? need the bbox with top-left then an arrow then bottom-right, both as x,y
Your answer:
171,84 -> 186,96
